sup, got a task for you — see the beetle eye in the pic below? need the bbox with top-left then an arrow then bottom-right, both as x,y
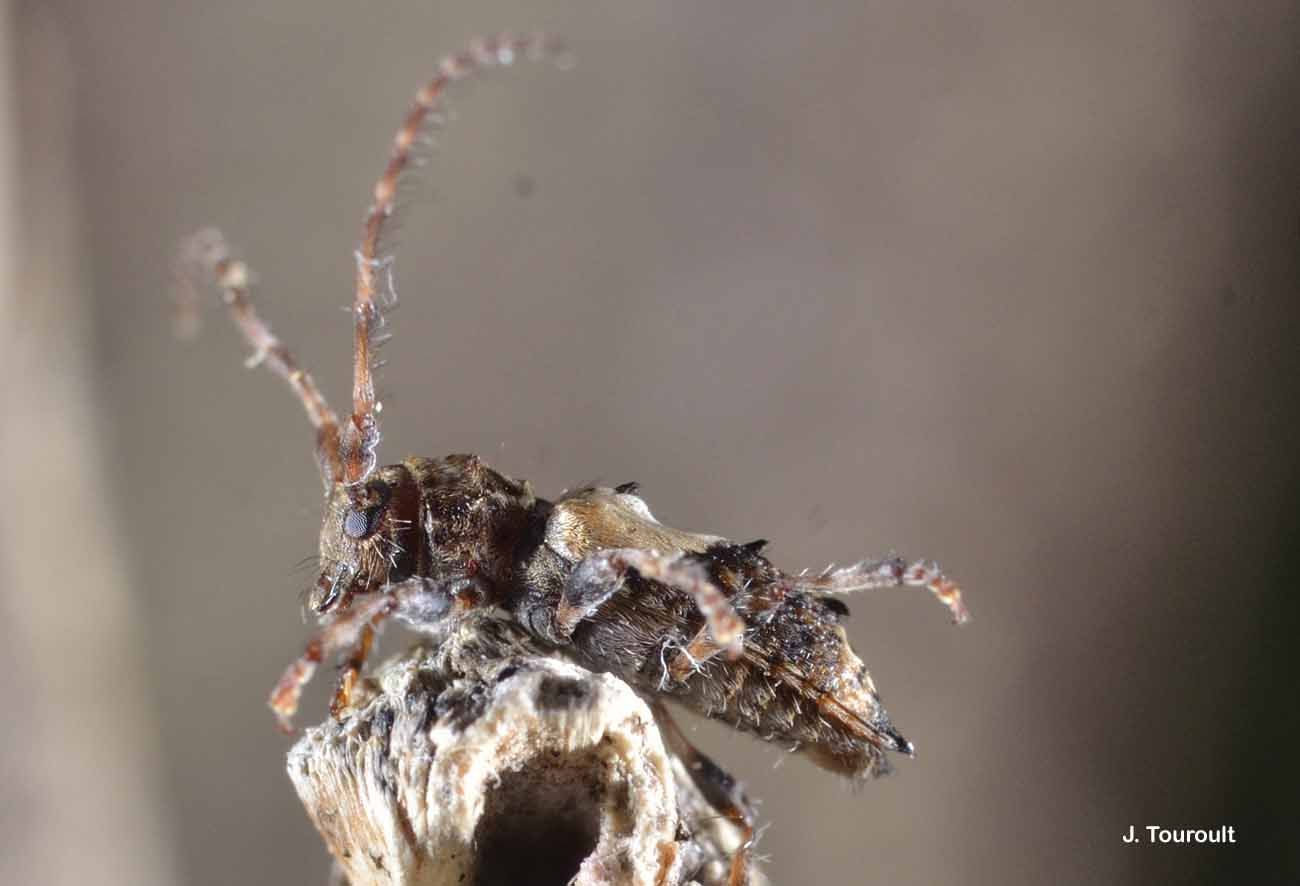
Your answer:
343,507 -> 381,539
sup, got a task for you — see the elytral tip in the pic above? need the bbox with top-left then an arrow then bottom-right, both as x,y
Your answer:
877,721 -> 915,756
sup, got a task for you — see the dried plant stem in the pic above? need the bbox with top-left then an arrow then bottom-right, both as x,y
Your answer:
288,614 -> 759,886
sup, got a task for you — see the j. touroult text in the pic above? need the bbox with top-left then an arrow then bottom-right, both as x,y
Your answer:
1123,825 -> 1236,844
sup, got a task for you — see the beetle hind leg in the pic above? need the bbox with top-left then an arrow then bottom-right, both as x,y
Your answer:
652,701 -> 756,886
796,556 -> 969,624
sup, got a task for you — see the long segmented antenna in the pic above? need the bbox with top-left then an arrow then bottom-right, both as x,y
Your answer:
175,228 -> 345,487
342,32 -> 569,485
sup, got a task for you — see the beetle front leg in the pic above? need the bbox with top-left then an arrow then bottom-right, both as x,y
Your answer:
328,623 -> 376,721
269,592 -> 394,734
269,575 -> 484,732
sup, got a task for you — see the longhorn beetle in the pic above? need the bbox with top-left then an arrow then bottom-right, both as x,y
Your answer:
176,33 -> 969,886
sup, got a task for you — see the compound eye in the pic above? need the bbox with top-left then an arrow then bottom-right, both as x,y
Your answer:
342,479 -> 392,539
343,506 -> 382,539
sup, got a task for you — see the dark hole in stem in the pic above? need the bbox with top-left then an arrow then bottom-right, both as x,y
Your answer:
472,753 -> 604,886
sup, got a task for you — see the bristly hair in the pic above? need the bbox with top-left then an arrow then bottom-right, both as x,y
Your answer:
341,33 -> 571,487
173,228 -> 347,489
178,35 -> 572,493
289,553 -> 322,575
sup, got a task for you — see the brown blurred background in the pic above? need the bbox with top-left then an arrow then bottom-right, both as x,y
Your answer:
3,1 -> 1298,884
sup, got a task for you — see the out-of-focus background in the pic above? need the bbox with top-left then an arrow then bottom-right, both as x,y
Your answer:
2,1 -> 1297,884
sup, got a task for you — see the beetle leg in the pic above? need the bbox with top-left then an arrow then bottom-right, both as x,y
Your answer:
652,701 -> 755,886
270,592 -> 396,734
664,624 -> 727,684
557,548 -> 745,656
329,623 -> 376,720
794,556 -> 969,624
269,575 -> 480,732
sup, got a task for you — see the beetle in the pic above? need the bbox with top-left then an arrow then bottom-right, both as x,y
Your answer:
177,33 -> 968,885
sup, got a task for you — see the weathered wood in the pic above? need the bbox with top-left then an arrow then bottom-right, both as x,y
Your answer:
288,614 -> 760,886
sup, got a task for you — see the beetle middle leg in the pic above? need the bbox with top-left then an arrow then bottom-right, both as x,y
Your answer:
555,548 -> 745,655
663,624 -> 730,684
